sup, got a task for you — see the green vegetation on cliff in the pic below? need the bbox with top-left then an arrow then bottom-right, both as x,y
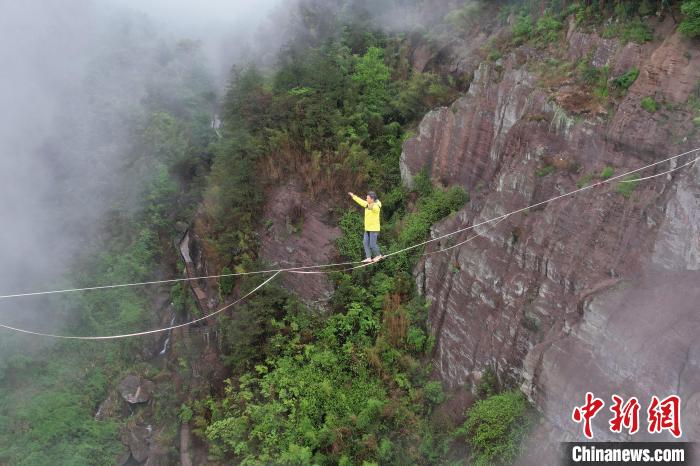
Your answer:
196,2 -> 700,463
191,22 -> 476,463
680,0 -> 700,36
456,390 -> 533,466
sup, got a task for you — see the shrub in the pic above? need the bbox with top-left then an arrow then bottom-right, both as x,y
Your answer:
602,20 -> 653,43
512,15 -> 533,44
412,169 -> 434,198
617,174 -> 641,198
533,14 -> 563,46
577,173 -> 594,188
600,166 -> 615,179
579,60 -> 602,85
179,404 -> 194,423
575,4 -> 603,26
279,444 -> 313,465
613,0 -> 654,18
336,210 -> 365,261
612,67 -> 639,91
390,72 -> 456,123
406,326 -> 427,352
220,267 -> 234,295
680,0 -> 700,37
521,313 -> 540,332
357,398 -> 386,429
378,438 -> 394,461
578,59 -> 610,101
536,165 -> 555,177
457,390 -> 531,466
623,21 -> 654,43
424,381 -> 446,405
397,186 -> 469,247
352,47 -> 391,114
641,96 -> 659,112
638,0 -> 656,16
475,368 -> 498,399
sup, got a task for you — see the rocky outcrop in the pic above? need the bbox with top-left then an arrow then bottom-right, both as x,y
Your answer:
401,59 -> 546,190
401,19 -> 700,464
119,424 -> 170,465
118,375 -> 155,404
258,181 -> 340,309
652,161 -> 700,270
95,390 -> 129,421
179,229 -> 220,317
608,24 -> 700,155
121,424 -> 153,463
404,2 -> 507,79
96,377 -> 169,464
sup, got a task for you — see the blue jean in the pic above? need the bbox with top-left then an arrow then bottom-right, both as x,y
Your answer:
363,231 -> 381,259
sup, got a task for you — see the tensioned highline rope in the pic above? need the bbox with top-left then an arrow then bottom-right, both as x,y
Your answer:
0,146 -> 698,299
0,261 -> 360,299
376,149 -> 700,261
0,218 -> 510,339
0,271 -> 280,340
0,147 -> 698,340
298,215 -> 513,275
617,153 -> 699,183
315,149 -> 700,271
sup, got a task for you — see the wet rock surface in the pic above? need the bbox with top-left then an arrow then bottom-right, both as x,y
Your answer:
401,21 -> 700,464
95,390 -> 129,420
179,229 -> 220,317
122,424 -> 152,463
118,375 -> 155,404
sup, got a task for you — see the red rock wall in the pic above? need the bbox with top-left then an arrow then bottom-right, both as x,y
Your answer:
401,20 -> 700,461
258,181 -> 340,310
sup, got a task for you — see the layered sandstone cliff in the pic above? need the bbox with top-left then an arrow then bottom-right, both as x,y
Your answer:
401,17 -> 700,463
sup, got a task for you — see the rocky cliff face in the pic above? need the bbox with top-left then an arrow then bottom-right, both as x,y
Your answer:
258,181 -> 340,310
401,17 -> 700,463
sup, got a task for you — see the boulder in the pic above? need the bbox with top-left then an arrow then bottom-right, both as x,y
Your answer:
121,424 -> 152,463
95,390 -> 128,420
118,375 -> 155,404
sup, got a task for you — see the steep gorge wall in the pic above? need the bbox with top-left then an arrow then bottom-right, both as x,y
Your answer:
401,17 -> 700,462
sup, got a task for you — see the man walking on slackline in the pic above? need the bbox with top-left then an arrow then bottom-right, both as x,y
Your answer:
348,191 -> 383,263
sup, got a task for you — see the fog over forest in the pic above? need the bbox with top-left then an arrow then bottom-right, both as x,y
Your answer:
0,0 -> 281,332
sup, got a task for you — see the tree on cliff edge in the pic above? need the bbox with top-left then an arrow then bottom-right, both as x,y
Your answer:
680,0 -> 700,36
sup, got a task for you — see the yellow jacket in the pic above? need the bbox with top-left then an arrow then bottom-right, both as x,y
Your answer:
352,194 -> 381,231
